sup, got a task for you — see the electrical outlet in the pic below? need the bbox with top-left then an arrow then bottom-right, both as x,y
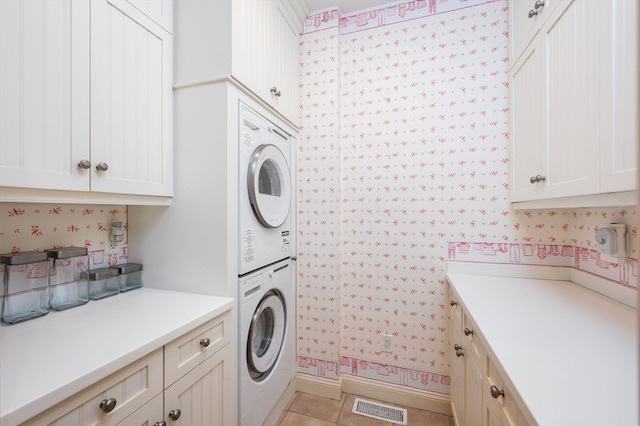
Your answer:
103,230 -> 120,254
380,334 -> 392,354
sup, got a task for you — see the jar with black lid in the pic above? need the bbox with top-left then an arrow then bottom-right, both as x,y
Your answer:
46,247 -> 90,310
1,251 -> 50,324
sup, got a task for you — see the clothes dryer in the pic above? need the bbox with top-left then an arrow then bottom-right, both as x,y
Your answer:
239,259 -> 294,426
238,102 -> 292,275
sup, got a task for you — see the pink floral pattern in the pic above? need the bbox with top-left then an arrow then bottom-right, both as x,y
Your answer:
297,0 -> 637,394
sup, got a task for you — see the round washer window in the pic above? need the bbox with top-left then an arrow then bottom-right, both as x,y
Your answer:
248,144 -> 291,228
247,290 -> 286,381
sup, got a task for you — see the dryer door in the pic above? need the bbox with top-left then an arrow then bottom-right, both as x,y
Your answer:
247,144 -> 291,228
247,289 -> 286,381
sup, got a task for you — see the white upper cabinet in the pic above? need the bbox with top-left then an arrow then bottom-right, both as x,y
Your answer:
0,0 -> 173,203
174,0 -> 303,126
0,0 -> 90,192
509,0 -> 638,208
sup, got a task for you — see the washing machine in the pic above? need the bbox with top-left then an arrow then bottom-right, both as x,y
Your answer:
239,102 -> 292,276
239,259 -> 294,426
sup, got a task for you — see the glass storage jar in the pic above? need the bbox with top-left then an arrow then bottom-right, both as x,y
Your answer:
46,247 -> 89,311
110,263 -> 143,292
88,268 -> 120,300
1,251 -> 50,324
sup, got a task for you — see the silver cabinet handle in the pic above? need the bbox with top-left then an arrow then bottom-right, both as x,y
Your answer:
270,86 -> 282,97
528,9 -> 538,18
534,0 -> 545,9
464,327 -> 473,337
99,398 -> 117,413
450,300 -> 457,307
168,409 -> 181,421
78,160 -> 91,169
154,422 -> 167,426
529,175 -> 546,183
200,337 -> 211,348
490,385 -> 505,399
96,162 -> 109,172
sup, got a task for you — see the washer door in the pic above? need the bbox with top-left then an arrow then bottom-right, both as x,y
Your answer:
247,289 -> 286,381
248,144 -> 291,228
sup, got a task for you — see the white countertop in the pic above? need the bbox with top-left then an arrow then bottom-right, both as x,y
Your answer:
447,272 -> 638,426
0,288 -> 234,425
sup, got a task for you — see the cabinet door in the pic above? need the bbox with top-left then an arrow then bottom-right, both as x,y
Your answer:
599,0 -> 638,193
465,356 -> 484,425
268,2 -> 300,122
509,0 -> 564,65
232,0 -> 270,102
0,0 -> 90,191
509,37 -> 545,202
450,326 -> 466,426
117,393 -> 164,426
91,0 -> 173,197
163,345 -> 235,426
543,0 -> 599,199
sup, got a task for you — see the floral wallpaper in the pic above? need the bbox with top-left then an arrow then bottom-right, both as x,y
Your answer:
296,0 -> 637,395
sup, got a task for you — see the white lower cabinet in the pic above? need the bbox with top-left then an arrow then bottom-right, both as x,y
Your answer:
20,312 -> 233,426
449,289 -> 528,426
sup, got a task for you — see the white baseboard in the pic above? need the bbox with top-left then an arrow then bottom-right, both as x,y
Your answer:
295,373 -> 452,416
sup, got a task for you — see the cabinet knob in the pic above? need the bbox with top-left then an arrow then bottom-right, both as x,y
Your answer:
78,160 -> 91,169
154,422 -> 167,426
490,385 -> 505,399
534,0 -> 545,9
529,174 -> 546,183
96,162 -> 109,172
200,337 -> 211,348
99,397 -> 117,413
450,300 -> 457,307
455,348 -> 464,357
528,9 -> 538,18
270,86 -> 282,97
464,327 -> 473,337
168,409 -> 182,421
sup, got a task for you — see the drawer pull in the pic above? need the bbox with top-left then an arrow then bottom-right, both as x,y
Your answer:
169,409 -> 182,421
78,159 -> 91,169
200,337 -> 211,348
154,422 -> 167,426
464,327 -> 474,337
450,300 -> 457,307
490,385 -> 505,399
454,344 -> 464,357
99,398 -> 117,413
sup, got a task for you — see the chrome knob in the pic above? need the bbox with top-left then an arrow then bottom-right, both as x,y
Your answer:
450,300 -> 457,307
534,0 -> 545,9
490,385 -> 505,399
528,9 -> 538,18
168,409 -> 181,421
154,422 -> 167,426
454,344 -> 462,350
200,337 -> 211,348
96,162 -> 109,172
270,86 -> 282,97
529,174 -> 546,183
464,327 -> 473,337
78,160 -> 91,169
99,398 -> 117,413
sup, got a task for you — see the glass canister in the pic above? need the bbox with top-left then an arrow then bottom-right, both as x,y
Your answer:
88,268 -> 120,300
110,263 -> 143,292
46,247 -> 90,311
1,251 -> 50,324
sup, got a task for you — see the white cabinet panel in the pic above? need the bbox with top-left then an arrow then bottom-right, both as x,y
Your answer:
91,0 -> 172,197
0,0 -> 90,191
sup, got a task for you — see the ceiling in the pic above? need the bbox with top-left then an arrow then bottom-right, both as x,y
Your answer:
303,0 -> 395,15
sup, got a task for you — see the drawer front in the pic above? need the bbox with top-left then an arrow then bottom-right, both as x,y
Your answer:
23,349 -> 163,426
117,393 -> 163,426
485,358 -> 530,426
449,288 -> 463,330
164,310 -> 231,386
462,311 -> 485,362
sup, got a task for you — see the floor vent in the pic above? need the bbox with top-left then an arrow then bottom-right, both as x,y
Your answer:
352,398 -> 408,425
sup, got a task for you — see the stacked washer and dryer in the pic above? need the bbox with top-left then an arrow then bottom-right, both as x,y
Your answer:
238,102 -> 296,426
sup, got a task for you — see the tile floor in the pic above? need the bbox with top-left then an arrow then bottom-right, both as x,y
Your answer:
276,392 -> 454,426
